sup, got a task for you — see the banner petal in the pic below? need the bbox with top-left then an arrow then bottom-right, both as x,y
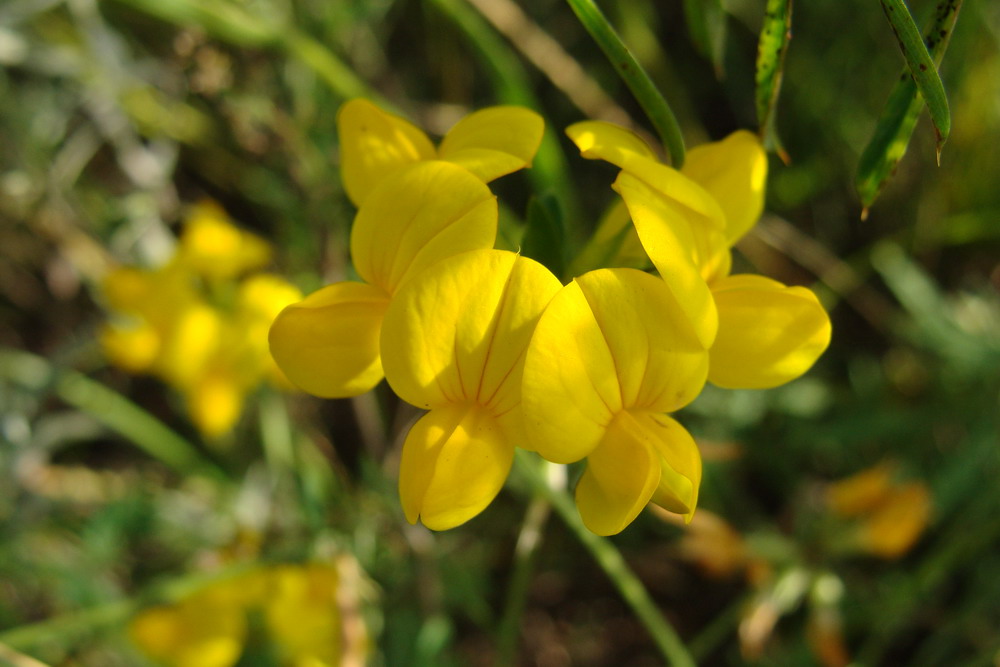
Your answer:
438,106 -> 545,182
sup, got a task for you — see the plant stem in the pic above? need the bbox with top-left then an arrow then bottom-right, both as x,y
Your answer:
514,451 -> 696,667
496,493 -> 552,666
564,0 -> 686,166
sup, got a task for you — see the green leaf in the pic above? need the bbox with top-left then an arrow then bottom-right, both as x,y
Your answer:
684,0 -> 727,77
755,0 -> 792,161
521,194 -> 567,279
879,0 -> 951,154
857,0 -> 962,213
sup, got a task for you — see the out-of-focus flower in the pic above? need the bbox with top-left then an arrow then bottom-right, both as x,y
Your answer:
269,161 -> 498,399
673,508 -> 749,577
826,463 -> 932,559
380,249 -> 562,529
130,560 -> 369,667
522,267 -> 709,535
566,122 -> 831,389
99,201 -> 301,437
337,99 -> 544,207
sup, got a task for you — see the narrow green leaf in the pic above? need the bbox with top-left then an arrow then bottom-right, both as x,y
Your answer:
880,0 -> 951,156
683,0 -> 727,77
755,0 -> 792,161
0,348 -> 227,481
857,0 -> 962,213
564,0 -> 686,166
521,194 -> 567,279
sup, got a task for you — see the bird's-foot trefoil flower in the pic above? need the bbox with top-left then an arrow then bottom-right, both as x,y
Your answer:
338,98 -> 545,207
566,121 -> 832,389
268,161 -> 500,398
380,249 -> 562,530
522,267 -> 710,535
99,201 -> 301,438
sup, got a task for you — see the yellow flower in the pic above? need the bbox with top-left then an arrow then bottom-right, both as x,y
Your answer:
826,463 -> 932,559
268,161 -> 498,398
130,562 -> 367,667
567,121 -> 832,389
522,267 -> 709,535
337,99 -> 545,207
178,200 -> 272,280
99,203 -> 301,437
129,586 -> 247,667
380,249 -> 562,529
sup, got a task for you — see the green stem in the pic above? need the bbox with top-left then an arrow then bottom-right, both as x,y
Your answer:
0,348 -> 226,481
514,452 -> 696,667
496,493 -> 552,666
564,0 -> 685,166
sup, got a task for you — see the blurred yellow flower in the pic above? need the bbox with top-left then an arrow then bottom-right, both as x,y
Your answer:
99,201 -> 302,437
826,462 -> 932,559
567,122 -> 832,389
130,561 -> 367,667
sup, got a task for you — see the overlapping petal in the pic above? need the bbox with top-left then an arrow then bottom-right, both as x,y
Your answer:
611,171 -> 720,348
566,120 -> 658,169
575,410 -> 701,535
268,281 -> 390,398
381,249 -> 561,412
398,405 -> 514,531
350,161 -> 498,294
337,98 -> 435,206
437,106 -> 545,182
522,268 -> 709,464
681,130 -> 768,244
708,274 -> 832,389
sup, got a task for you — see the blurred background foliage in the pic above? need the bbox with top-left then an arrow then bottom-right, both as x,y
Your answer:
1,0 -> 999,664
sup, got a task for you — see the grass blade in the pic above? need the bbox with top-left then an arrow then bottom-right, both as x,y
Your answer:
564,0 -> 686,166
879,0 -> 951,155
857,0 -> 962,214
755,0 -> 792,161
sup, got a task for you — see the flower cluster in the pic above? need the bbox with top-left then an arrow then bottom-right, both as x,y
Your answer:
269,100 -> 832,535
100,201 -> 302,438
129,561 -> 368,667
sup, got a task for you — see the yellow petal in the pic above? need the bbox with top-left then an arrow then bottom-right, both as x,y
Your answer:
156,302 -> 222,388
566,120 -> 658,169
180,200 -> 272,279
187,370 -> 245,438
522,269 -> 709,463
350,161 -> 497,294
613,169 -> 719,348
268,281 -> 390,398
129,595 -> 246,667
858,482 -> 931,559
399,405 -> 514,530
437,106 -> 545,182
643,413 -> 702,521
381,249 -> 561,414
575,412 -> 661,536
237,273 -> 303,321
826,461 -> 897,517
708,274 -> 832,389
682,130 -> 767,244
100,321 -> 161,373
337,98 -> 436,207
